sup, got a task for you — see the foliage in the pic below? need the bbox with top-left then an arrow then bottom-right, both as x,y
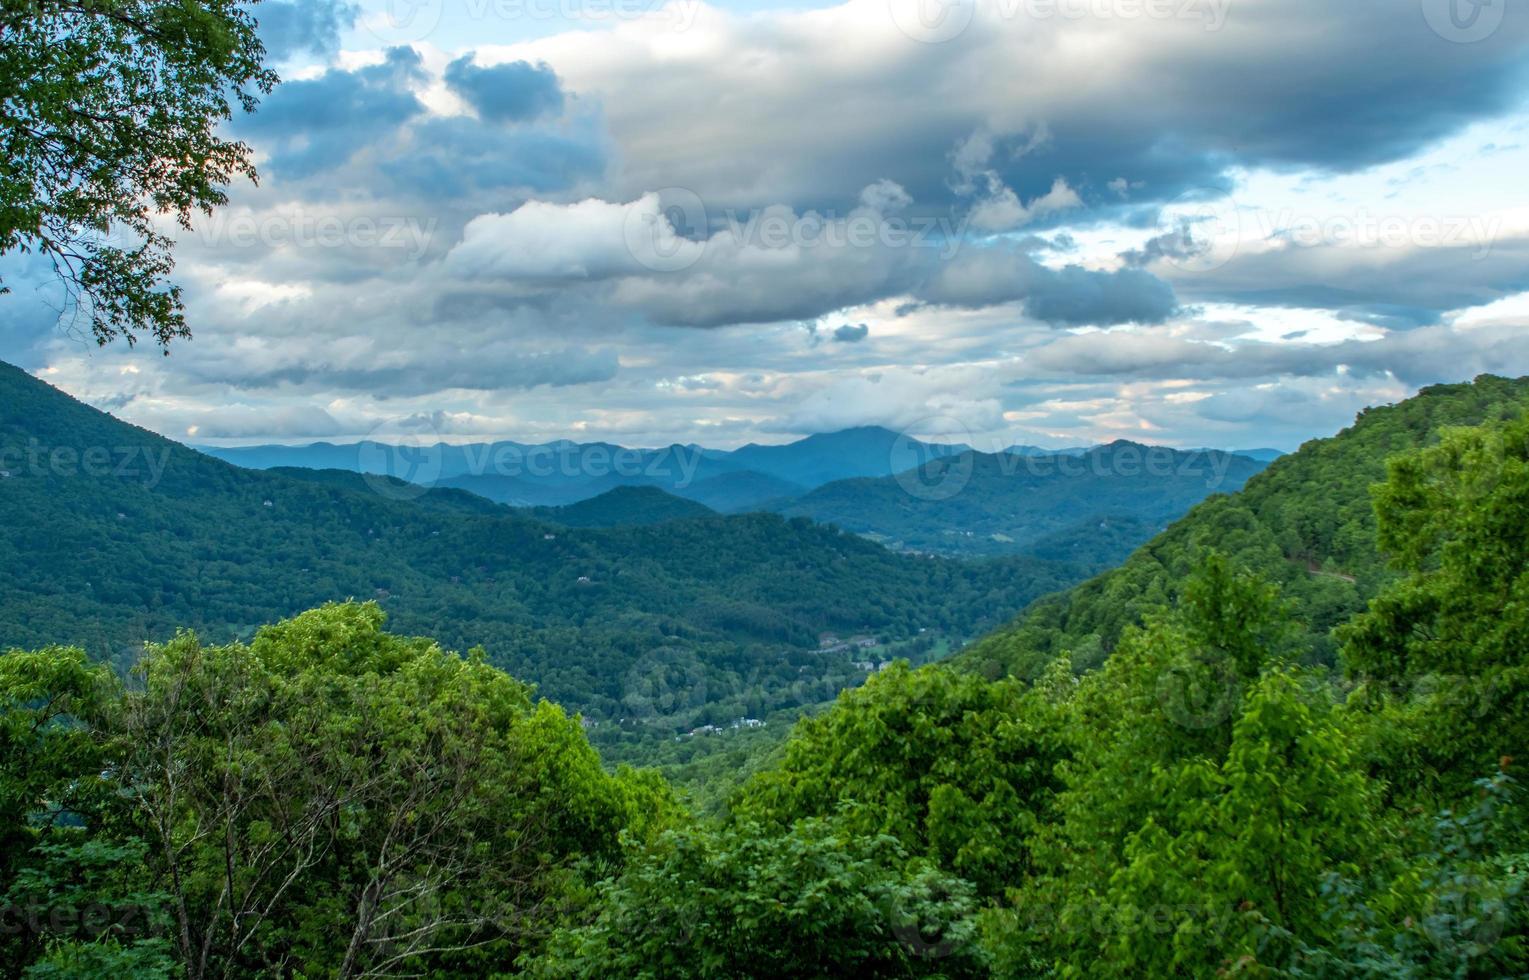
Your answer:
534,815 -> 989,979
962,374 -> 1529,679
0,603 -> 658,977
990,558 -> 1377,975
1278,770 -> 1527,979
1339,416 -> 1529,802
0,645 -> 161,974
0,0 -> 275,347
2,840 -> 176,979
730,661 -> 1063,897
5,372 -> 1529,976
117,602 -> 640,977
528,485 -> 716,528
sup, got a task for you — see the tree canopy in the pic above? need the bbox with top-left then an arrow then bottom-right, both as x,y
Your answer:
0,0 -> 273,347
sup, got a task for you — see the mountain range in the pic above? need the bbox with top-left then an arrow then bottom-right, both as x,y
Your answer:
774,442 -> 1268,558
0,356 -> 1304,764
0,360 -> 1081,757
200,427 -> 969,512
202,430 -> 1280,505
960,372 -> 1529,680
204,428 -> 1277,561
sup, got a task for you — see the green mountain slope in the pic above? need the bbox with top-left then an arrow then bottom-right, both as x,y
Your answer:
959,374 -> 1529,679
0,361 -> 1082,745
527,485 -> 715,527
673,470 -> 808,513
725,425 -> 966,487
267,466 -> 508,515
776,443 -> 1267,559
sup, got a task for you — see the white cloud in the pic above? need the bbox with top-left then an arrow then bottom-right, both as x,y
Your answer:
445,193 -> 702,281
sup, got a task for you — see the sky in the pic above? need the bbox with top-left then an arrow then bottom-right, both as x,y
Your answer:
3,0 -> 1529,452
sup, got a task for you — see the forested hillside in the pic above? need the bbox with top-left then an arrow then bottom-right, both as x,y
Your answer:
267,466 -> 508,515
555,377 -> 1529,975
0,362 -> 1079,749
526,485 -> 715,527
961,374 -> 1529,679
776,443 -> 1267,558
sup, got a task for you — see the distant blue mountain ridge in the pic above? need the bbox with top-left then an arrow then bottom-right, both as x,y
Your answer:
200,428 -> 1282,512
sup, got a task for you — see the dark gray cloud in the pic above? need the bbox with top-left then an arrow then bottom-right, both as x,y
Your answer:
445,199 -> 1180,330
255,0 -> 357,61
1171,235 -> 1529,326
238,47 -> 426,178
378,116 -> 607,199
1121,225 -> 1202,268
919,247 -> 1179,326
228,50 -> 606,210
1019,320 -> 1529,389
547,1 -> 1529,218
1022,266 -> 1179,328
445,56 -> 565,123
11,1 -> 1529,454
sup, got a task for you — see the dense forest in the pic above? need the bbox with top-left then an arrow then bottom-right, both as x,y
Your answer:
0,361 -> 1084,773
524,486 -> 717,528
3,374 -> 1527,975
775,443 -> 1268,557
961,374 -> 1529,679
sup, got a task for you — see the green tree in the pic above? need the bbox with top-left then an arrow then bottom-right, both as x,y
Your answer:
114,602 -> 639,978
1090,670 -> 1375,975
1044,556 -> 1298,888
0,645 -> 112,865
962,375 -> 1529,682
0,0 -> 275,347
1340,417 -> 1529,802
0,646 -> 167,973
534,814 -> 988,979
730,661 -> 1062,898
1005,558 -> 1381,975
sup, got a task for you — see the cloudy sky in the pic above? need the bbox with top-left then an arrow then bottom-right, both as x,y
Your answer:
3,0 -> 1528,451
